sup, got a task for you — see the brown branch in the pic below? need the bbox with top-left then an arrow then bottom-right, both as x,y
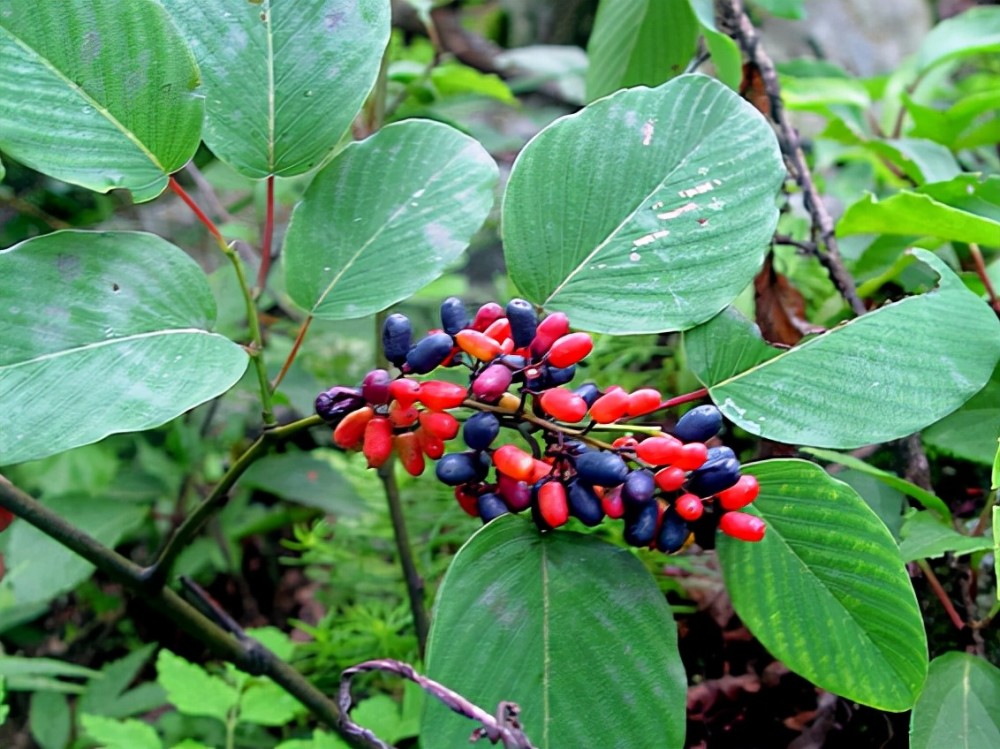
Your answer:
916,560 -> 966,631
717,0 -> 867,317
338,659 -> 537,749
969,243 -> 1000,315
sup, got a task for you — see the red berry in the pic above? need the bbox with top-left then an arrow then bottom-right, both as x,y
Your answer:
419,410 -> 460,440
333,406 -> 373,449
361,369 -> 392,405
674,493 -> 704,521
635,435 -> 683,466
394,432 -> 425,477
590,389 -> 630,423
363,417 -> 393,468
418,380 -> 467,410
0,508 -> 13,533
493,444 -> 535,482
673,442 -> 708,471
529,458 -> 553,483
416,427 -> 445,459
600,486 -> 625,519
547,332 -> 594,368
654,466 -> 687,492
627,388 -> 661,417
388,401 -> 420,428
537,481 -> 570,528
717,475 -> 760,511
483,317 -> 512,344
529,312 -> 570,357
719,512 -> 766,542
611,436 -> 639,450
454,486 -> 480,517
455,329 -> 503,362
538,387 -> 588,422
389,378 -> 421,409
471,302 -> 504,332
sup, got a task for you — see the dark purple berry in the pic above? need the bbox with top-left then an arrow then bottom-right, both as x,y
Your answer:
477,492 -> 509,523
540,364 -> 576,388
685,457 -> 741,497
405,332 -> 454,374
435,452 -> 481,486
497,354 -> 528,370
573,382 -> 600,408
566,479 -> 604,526
440,296 -> 470,337
314,386 -> 364,424
463,411 -> 500,450
506,298 -> 538,348
382,313 -> 412,367
361,369 -> 391,405
621,469 -> 656,505
673,405 -> 723,443
705,446 -> 735,463
656,507 -> 690,553
623,501 -> 659,547
574,451 -> 629,487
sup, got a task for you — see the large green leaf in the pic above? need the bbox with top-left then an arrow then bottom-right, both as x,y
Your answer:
685,251 -> 1000,447
687,0 -> 742,89
585,0 -> 699,101
717,460 -> 928,710
916,6 -> 1000,74
421,515 -> 686,749
503,74 -> 784,334
283,120 -> 497,319
161,0 -> 389,178
923,361 -> 1000,465
0,0 -> 202,202
0,231 -> 248,465
898,511 -> 993,562
910,652 -> 1000,749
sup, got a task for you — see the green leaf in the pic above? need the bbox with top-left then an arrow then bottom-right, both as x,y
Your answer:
993,439 -> 1000,490
923,362 -> 1000,465
686,0 -> 742,89
283,120 -> 497,319
685,251 -> 1000,448
0,231 -> 249,465
503,74 -> 784,334
156,650 -> 237,723
239,451 -> 364,515
718,460 -> 928,710
586,0 -> 699,101
898,511 -> 993,562
239,679 -> 302,727
161,0 -> 389,178
275,731 -> 351,749
910,652 -> 1000,749
0,658 -> 100,681
30,691 -> 71,749
994,506 -> 999,600
0,0 -> 202,202
802,448 -> 952,521
79,644 -> 161,720
81,714 -> 162,749
351,695 -> 414,745
751,0 -> 806,19
421,515 -> 686,749
431,63 -> 516,104
834,469 -> 907,540
916,6 -> 1000,74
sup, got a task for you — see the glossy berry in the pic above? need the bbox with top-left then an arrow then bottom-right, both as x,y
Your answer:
388,378 -> 421,409
483,317 -> 512,344
600,486 -> 625,519
419,410 -> 460,440
673,442 -> 708,471
611,435 -> 639,450
416,428 -> 445,459
566,479 -> 604,526
656,508 -> 691,553
506,298 -> 538,348
547,333 -> 594,368
455,329 -> 503,362
471,302 -> 505,332
463,411 -> 500,451
623,501 -> 659,547
673,404 -> 723,443
472,364 -> 513,401
382,314 -> 412,366
315,387 -> 364,424
706,446 -> 735,463
454,486 -> 479,517
530,312 -> 570,357
572,382 -> 601,408
686,457 -> 741,498
361,369 -> 391,405
436,452 -> 482,486
539,387 -> 588,422
719,512 -> 766,542
394,432 -> 425,477
541,365 -> 576,388
674,493 -> 704,521
477,492 -> 509,523
621,469 -> 656,505
536,480 -> 570,528
493,444 -> 536,482
575,451 -> 629,487
626,388 -> 661,417
497,473 -> 532,511
363,417 -> 393,468
654,466 -> 687,492
440,296 -> 469,336
635,435 -> 683,466
405,332 -> 455,374
388,401 -> 419,428
333,406 -> 374,449
418,380 -> 467,410
589,389 -> 630,423
716,475 -> 760,511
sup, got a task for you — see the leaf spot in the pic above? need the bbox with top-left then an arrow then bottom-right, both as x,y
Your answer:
678,182 -> 715,198
629,251 -> 641,261
112,282 -> 120,292
632,230 -> 669,248
657,202 -> 697,221
641,120 -> 655,146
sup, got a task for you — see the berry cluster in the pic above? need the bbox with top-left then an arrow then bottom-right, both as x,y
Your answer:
315,298 -> 765,553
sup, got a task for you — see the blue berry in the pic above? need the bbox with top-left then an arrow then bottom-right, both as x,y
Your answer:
673,404 -> 723,443
686,457 -> 741,497
506,299 -> 538,348
440,297 -> 470,337
463,411 -> 500,450
573,382 -> 600,408
656,507 -> 690,553
382,314 -> 412,367
623,501 -> 659,547
477,492 -> 509,523
621,469 -> 656,505
435,452 -> 482,486
575,451 -> 629,487
405,332 -> 454,374
566,479 -> 604,526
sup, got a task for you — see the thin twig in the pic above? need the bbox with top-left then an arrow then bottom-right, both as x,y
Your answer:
183,162 -> 236,226
916,560 -> 966,631
773,233 -> 818,254
338,659 -> 537,749
255,175 -> 277,295
969,243 -> 1000,314
717,0 -> 867,317
272,315 -> 314,392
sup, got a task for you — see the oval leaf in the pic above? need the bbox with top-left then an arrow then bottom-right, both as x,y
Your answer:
923,361 -> 1000,465
898,511 -> 993,562
161,0 -> 390,178
0,0 -> 202,202
283,120 -> 498,319
717,459 -> 928,711
502,74 -> 784,334
917,6 -> 1000,74
910,652 -> 1000,749
421,515 -> 686,749
685,250 -> 1000,447
0,231 -> 248,465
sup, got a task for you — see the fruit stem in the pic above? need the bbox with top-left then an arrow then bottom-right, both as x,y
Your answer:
255,174 -> 277,296
658,387 -> 710,412
271,314 -> 314,392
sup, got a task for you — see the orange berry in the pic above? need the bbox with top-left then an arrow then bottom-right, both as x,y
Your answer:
455,329 -> 503,362
394,432 -> 425,477
492,444 -> 535,482
627,388 -> 662,417
538,387 -> 588,422
333,406 -> 373,449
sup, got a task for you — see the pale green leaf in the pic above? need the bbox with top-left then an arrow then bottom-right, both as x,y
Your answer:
923,361 -> 1000,465
81,714 -> 162,749
156,650 -> 236,723
239,451 -> 364,515
910,652 -> 1000,749
917,6 -> 1000,74
898,511 -> 993,562
30,691 -> 71,749
239,679 -> 302,726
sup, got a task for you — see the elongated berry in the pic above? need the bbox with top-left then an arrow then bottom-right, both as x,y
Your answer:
315,386 -> 364,424
493,444 -> 535,482
361,369 -> 391,405
382,314 -> 412,366
716,475 -> 760,511
477,492 -> 509,523
418,380 -> 467,410
455,329 -> 503,362
405,332 -> 454,374
419,410 -> 460,440
589,389 -> 630,423
394,432 -> 425,477
483,317 -> 512,344
539,387 -> 588,422
388,401 -> 419,428
454,486 -> 479,517
540,365 -> 576,389
471,302 -> 504,332
627,388 -> 661,417
497,473 -> 532,511
575,451 -> 629,487
529,458 -> 553,483
530,312 -> 570,358
674,493 -> 704,521
388,378 -> 421,408
673,442 -> 708,471
623,501 -> 659,547
635,435 -> 683,466
440,297 -> 469,336
654,466 -> 686,492
686,457 -> 740,498
573,382 -> 601,407
436,452 -> 482,485
363,417 -> 393,468
333,406 -> 374,449
548,333 -> 594,368
656,508 -> 691,553
416,428 -> 445,459
621,469 -> 656,505
472,364 -> 513,402
463,411 -> 500,450
706,446 -> 735,463
566,479 -> 604,526
611,435 -> 638,450
537,480 -> 570,528
719,512 -> 766,541
674,404 -> 723,443
601,486 -> 625,519
506,299 -> 538,348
